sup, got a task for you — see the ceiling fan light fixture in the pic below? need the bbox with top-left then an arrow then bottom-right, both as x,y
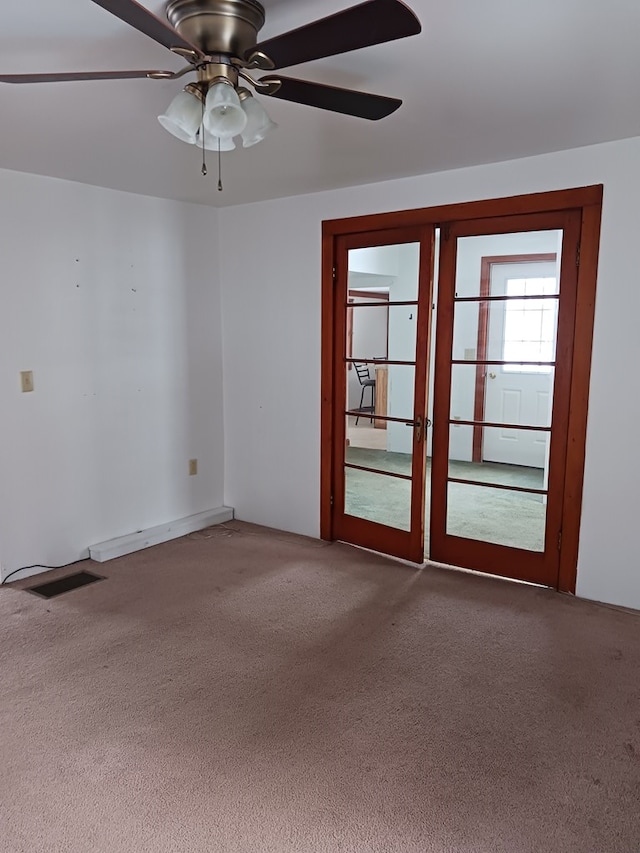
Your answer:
4,0 -> 423,189
195,126 -> 236,151
239,91 -> 278,148
158,89 -> 202,144
204,80 -> 247,139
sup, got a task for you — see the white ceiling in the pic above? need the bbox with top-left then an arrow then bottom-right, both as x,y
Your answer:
1,0 -> 639,207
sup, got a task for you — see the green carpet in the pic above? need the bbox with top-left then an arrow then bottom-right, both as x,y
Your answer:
345,448 -> 546,552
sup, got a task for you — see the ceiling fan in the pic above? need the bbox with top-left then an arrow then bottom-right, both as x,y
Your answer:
0,0 -> 421,168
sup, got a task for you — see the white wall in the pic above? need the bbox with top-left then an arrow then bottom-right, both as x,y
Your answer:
219,135 -> 640,611
0,169 -> 223,578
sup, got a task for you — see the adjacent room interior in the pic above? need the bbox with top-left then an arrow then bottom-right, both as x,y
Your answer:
345,232 -> 560,554
1,0 -> 639,850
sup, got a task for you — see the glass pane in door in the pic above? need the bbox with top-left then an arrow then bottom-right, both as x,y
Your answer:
452,232 -> 562,297
345,386 -> 415,477
345,468 -> 412,530
452,298 -> 559,364
347,303 -> 418,363
446,481 -> 546,551
449,364 -> 556,428
447,425 -> 549,490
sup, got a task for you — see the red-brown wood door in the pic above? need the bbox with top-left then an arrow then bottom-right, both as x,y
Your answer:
430,210 -> 582,586
330,226 -> 435,563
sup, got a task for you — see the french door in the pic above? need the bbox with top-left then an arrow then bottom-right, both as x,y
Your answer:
322,186 -> 602,592
329,226 -> 435,563
430,210 -> 582,587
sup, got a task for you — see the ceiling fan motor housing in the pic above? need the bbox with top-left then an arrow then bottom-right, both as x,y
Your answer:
165,0 -> 265,56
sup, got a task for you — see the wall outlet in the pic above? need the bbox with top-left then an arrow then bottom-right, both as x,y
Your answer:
189,459 -> 198,476
20,371 -> 34,393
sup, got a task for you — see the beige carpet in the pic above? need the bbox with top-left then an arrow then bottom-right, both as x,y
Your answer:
1,522 -> 639,853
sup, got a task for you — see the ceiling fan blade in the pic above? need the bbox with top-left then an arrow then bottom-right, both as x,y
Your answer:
246,0 -> 421,70
0,70 -> 175,84
259,76 -> 401,120
89,0 -> 202,58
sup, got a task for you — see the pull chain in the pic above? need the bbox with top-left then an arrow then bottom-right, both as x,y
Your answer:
217,138 -> 223,192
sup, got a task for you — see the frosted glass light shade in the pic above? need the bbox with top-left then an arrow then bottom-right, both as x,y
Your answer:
204,82 -> 247,139
158,90 -> 202,144
240,95 -> 278,148
195,126 -> 236,151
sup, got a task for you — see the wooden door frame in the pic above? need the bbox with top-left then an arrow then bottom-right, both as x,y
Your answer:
431,210 -> 581,588
321,185 -> 603,593
329,227 -> 434,564
472,252 -> 557,463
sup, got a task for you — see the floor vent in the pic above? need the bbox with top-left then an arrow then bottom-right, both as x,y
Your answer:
27,571 -> 105,599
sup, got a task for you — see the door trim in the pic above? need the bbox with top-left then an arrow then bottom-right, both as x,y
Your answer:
558,201 -> 602,593
321,186 -> 603,593
322,186 -> 603,236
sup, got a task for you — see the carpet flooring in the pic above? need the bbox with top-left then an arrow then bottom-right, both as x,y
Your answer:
345,449 -> 546,551
1,522 -> 639,852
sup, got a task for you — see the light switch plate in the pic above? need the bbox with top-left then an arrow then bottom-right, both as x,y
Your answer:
20,371 -> 34,393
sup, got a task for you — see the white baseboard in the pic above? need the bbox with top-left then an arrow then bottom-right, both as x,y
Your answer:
89,507 -> 234,563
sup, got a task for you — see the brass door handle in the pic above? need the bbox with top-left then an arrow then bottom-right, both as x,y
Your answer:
489,372 -> 497,379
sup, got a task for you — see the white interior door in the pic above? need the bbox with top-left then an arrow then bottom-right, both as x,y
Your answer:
484,261 -> 558,468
